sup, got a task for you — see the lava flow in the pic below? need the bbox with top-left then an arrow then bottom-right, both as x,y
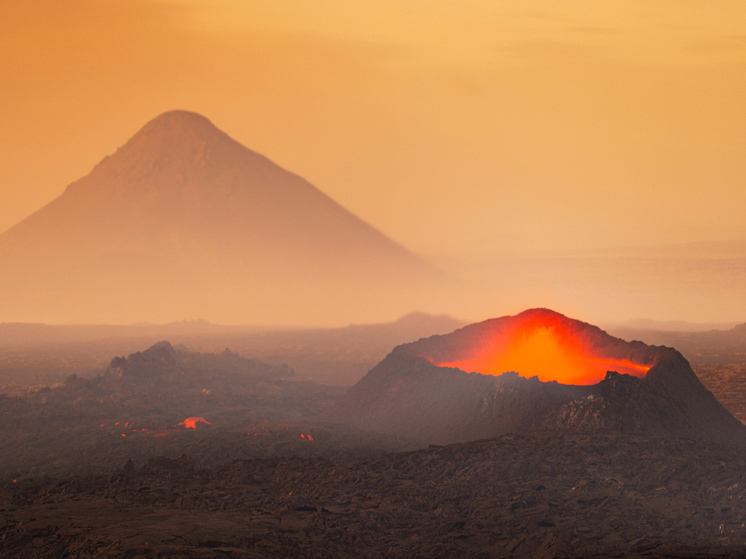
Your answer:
179,417 -> 211,429
430,310 -> 650,385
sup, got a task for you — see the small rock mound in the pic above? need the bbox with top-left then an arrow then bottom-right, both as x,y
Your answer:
105,341 -> 293,381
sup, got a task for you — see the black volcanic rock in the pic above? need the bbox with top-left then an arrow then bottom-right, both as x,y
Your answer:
106,340 -> 178,378
547,354 -> 745,442
329,351 -> 592,444
328,309 -> 746,446
6,431 -> 746,558
0,342 -> 354,478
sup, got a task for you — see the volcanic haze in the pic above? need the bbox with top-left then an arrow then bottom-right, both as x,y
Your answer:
0,111 -> 441,325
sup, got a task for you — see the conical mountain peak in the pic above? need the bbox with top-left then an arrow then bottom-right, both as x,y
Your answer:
94,110 -> 249,184
126,111 -> 226,150
142,110 -> 216,130
0,111 -> 440,324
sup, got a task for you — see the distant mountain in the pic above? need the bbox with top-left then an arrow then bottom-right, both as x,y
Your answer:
606,318 -> 737,333
0,111 -> 441,325
328,309 -> 746,446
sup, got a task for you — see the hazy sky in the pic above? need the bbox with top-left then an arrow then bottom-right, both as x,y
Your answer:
2,0 -> 745,257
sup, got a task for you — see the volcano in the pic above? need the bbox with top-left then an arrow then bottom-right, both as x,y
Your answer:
329,309 -> 746,445
0,111 -> 438,324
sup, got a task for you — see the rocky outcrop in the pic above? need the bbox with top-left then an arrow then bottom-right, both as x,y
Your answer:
105,341 -> 292,381
547,354 -> 746,442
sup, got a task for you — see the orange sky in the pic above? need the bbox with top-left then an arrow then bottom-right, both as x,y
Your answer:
2,1 -> 745,256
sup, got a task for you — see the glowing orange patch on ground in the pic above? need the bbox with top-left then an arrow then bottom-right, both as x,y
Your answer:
179,417 -> 211,429
432,315 -> 650,385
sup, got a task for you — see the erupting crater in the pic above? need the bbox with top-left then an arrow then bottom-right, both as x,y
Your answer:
329,308 -> 746,446
422,309 -> 651,385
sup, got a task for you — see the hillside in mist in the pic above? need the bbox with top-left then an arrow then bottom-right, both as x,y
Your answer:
0,111 -> 441,325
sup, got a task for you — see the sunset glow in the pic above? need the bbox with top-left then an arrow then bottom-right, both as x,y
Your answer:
2,1 -> 746,262
1,1 -> 746,325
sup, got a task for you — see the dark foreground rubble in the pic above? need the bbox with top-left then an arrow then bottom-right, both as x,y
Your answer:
3,431 -> 746,558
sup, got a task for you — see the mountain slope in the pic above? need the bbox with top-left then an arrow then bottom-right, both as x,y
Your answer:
0,111 -> 440,324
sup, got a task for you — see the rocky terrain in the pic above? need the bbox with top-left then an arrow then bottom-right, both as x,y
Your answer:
4,312 -> 746,557
694,363 -> 746,424
3,431 -> 746,558
0,342 -> 415,479
330,310 -> 746,446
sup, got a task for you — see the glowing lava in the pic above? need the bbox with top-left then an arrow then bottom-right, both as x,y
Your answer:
179,417 -> 211,429
429,310 -> 651,385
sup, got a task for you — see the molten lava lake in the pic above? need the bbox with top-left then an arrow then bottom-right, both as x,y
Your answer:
426,315 -> 650,386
